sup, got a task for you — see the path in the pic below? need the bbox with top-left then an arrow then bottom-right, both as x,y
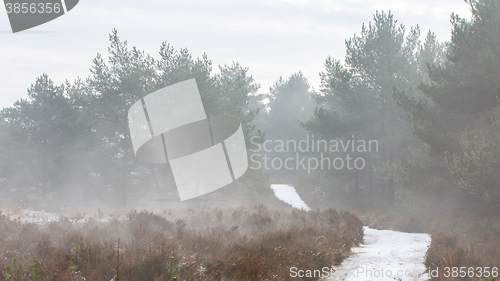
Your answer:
326,227 -> 431,281
269,184 -> 431,281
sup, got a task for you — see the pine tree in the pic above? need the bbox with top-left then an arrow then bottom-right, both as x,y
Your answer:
84,30 -> 265,203
394,0 -> 500,198
304,11 -> 440,204
255,72 -> 316,182
1,74 -> 84,196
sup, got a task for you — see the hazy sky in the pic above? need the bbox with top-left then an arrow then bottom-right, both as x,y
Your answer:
0,0 -> 470,109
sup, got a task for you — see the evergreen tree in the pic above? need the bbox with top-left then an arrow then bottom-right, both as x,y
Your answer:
305,11 -> 441,204
446,110 -> 500,208
84,30 -> 265,203
254,72 -> 316,182
1,74 -> 85,196
394,0 -> 500,198
0,30 -> 268,204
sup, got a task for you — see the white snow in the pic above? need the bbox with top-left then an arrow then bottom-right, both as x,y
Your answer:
271,184 -> 311,211
5,210 -> 105,225
21,210 -> 61,224
325,227 -> 431,281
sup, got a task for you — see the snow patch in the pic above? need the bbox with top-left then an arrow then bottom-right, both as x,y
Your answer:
271,184 -> 311,211
326,227 -> 431,281
7,210 -> 106,225
21,210 -> 60,224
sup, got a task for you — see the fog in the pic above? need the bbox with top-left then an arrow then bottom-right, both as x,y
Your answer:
0,0 -> 499,280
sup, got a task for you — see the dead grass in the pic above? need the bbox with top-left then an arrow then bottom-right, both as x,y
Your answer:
0,206 -> 362,281
424,219 -> 500,281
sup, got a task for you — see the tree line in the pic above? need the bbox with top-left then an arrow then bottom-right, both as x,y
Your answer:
255,0 -> 500,212
0,30 -> 267,205
1,0 -> 499,211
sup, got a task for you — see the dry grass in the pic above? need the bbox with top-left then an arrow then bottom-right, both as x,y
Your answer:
423,218 -> 500,281
0,205 -> 363,281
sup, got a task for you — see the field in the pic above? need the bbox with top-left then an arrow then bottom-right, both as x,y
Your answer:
0,205 -> 362,281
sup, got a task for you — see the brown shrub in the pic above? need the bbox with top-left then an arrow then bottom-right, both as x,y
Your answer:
0,207 -> 362,281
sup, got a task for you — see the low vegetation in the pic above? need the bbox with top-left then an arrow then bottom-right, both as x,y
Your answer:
0,205 -> 362,281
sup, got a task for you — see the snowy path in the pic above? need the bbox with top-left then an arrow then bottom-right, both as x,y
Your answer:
326,227 -> 431,281
268,184 -> 431,281
270,184 -> 311,211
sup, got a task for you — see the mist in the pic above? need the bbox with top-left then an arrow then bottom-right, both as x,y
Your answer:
1,0 -> 500,280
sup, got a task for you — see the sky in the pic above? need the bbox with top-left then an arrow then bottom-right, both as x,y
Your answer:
0,0 -> 471,109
